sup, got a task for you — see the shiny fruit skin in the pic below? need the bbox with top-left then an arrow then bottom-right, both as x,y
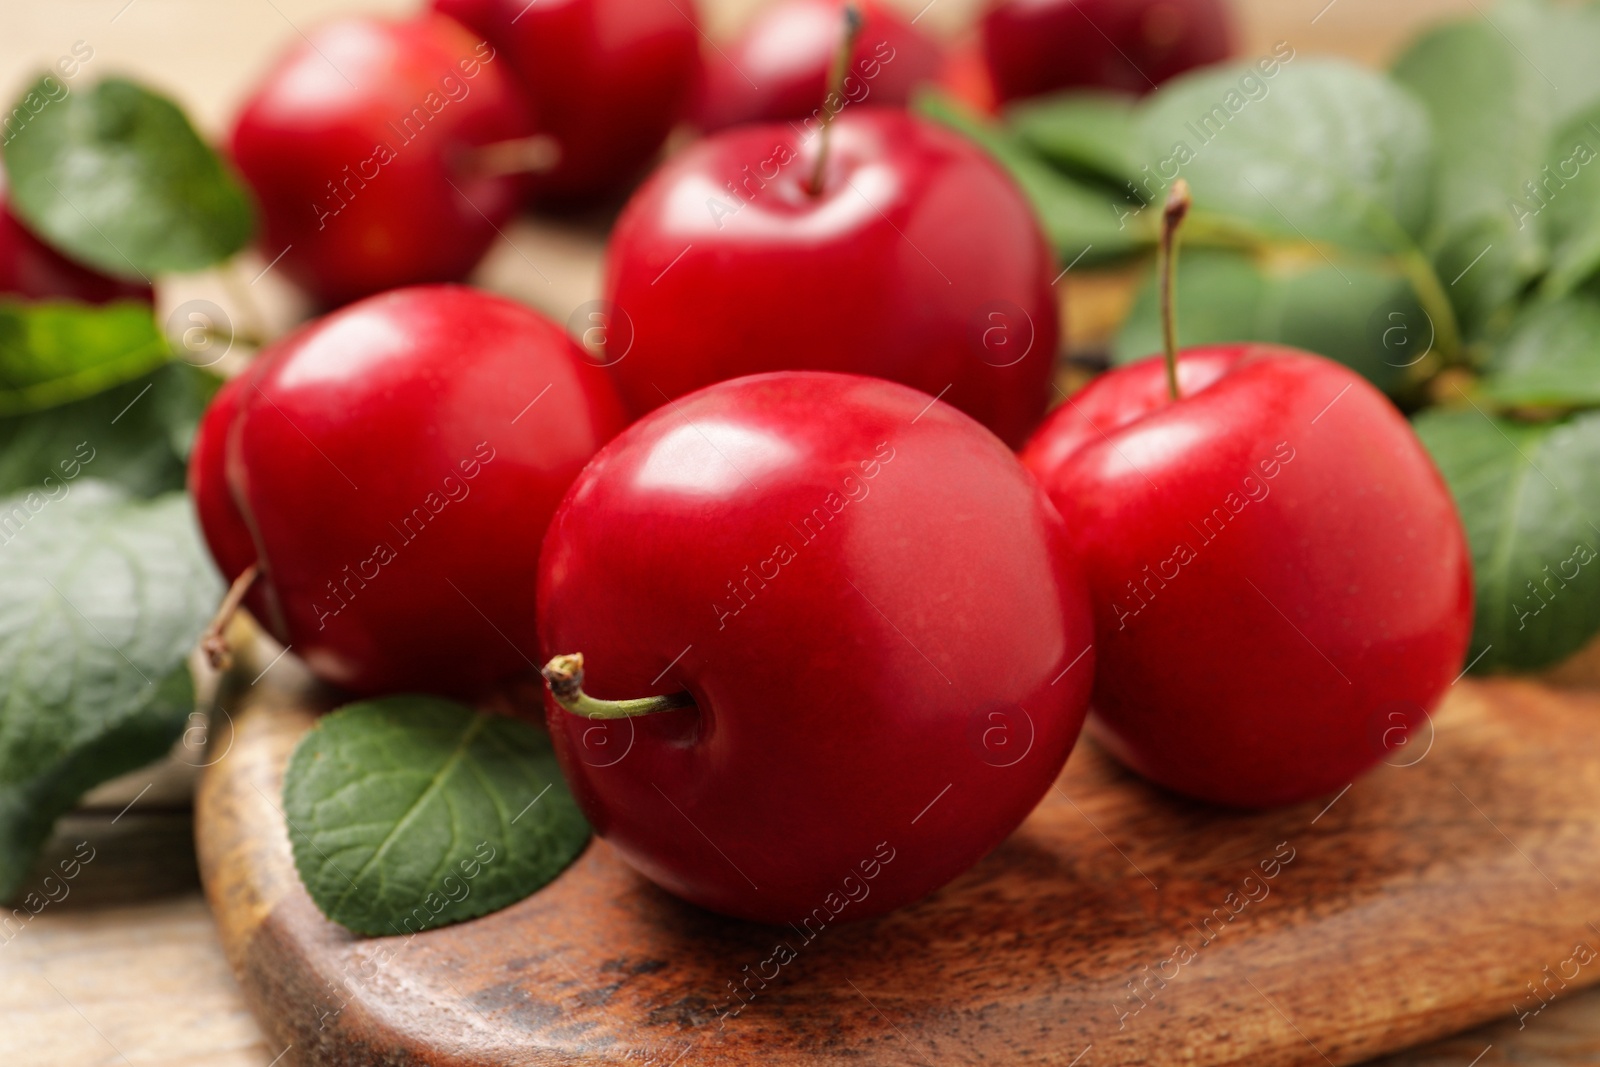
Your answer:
538,371 -> 1095,923
189,285 -> 626,697
431,0 -> 701,202
692,0 -> 945,132
981,0 -> 1234,101
188,373 -> 259,587
602,107 -> 1058,449
229,15 -> 535,307
1020,345 -> 1473,808
0,197 -> 153,304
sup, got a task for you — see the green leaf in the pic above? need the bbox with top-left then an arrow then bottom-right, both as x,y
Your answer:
917,90 -> 1154,264
1392,1 -> 1600,334
1392,19 -> 1550,337
1536,103 -> 1600,299
1114,248 -> 1426,395
282,697 -> 590,936
1414,407 -> 1600,672
1008,91 -> 1141,186
2,76 -> 254,280
0,361 -> 218,499
0,298 -> 170,415
1139,59 -> 1434,254
0,483 -> 220,900
1491,0 -> 1600,124
1481,293 -> 1600,407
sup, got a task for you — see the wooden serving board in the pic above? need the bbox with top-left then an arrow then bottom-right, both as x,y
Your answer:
196,645 -> 1600,1067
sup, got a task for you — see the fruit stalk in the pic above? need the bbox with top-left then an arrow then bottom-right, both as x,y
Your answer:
1160,178 -> 1191,402
461,134 -> 563,178
541,653 -> 694,719
200,562 -> 259,670
807,1 -> 865,195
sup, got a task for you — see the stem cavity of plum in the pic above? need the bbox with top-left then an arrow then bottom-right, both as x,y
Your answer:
1160,178 -> 1192,403
540,652 -> 695,719
807,1 -> 864,196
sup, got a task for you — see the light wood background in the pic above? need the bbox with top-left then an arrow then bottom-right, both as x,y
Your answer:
11,2 -> 1592,1066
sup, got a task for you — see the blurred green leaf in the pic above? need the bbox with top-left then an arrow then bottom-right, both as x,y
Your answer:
1537,103 -> 1600,299
1392,19 -> 1551,338
1114,248 -> 1426,395
1414,406 -> 1600,673
1392,0 -> 1600,336
0,298 -> 170,415
1481,292 -> 1600,407
1491,0 -> 1600,124
1138,59 -> 1434,254
918,90 -> 1154,265
2,76 -> 254,280
1007,91 -> 1140,187
0,483 -> 219,901
0,361 -> 218,499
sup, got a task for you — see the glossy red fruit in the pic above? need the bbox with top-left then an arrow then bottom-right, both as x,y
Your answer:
189,285 -> 626,697
431,0 -> 700,202
229,15 -> 535,307
539,371 -> 1094,922
981,0 -> 1234,102
189,373 -> 258,584
1020,345 -> 1473,808
602,107 -> 1058,449
0,196 -> 153,304
692,0 -> 945,132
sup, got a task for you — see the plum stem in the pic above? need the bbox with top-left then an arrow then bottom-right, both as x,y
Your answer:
220,260 -> 270,350
200,563 -> 259,671
461,135 -> 562,179
1160,178 -> 1192,402
807,1 -> 864,196
540,653 -> 695,719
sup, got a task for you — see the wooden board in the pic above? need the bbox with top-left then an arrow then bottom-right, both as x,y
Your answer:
195,641 -> 1600,1067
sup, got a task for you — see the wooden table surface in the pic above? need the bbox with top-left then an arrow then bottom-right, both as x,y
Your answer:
9,1 -> 1597,1065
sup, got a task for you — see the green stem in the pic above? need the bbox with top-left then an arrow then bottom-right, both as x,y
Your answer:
807,1 -> 864,195
196,325 -> 264,350
1159,179 -> 1192,402
200,562 -> 259,670
1174,210 -> 1467,373
540,653 -> 694,720
222,259 -> 270,348
1392,243 -> 1464,367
